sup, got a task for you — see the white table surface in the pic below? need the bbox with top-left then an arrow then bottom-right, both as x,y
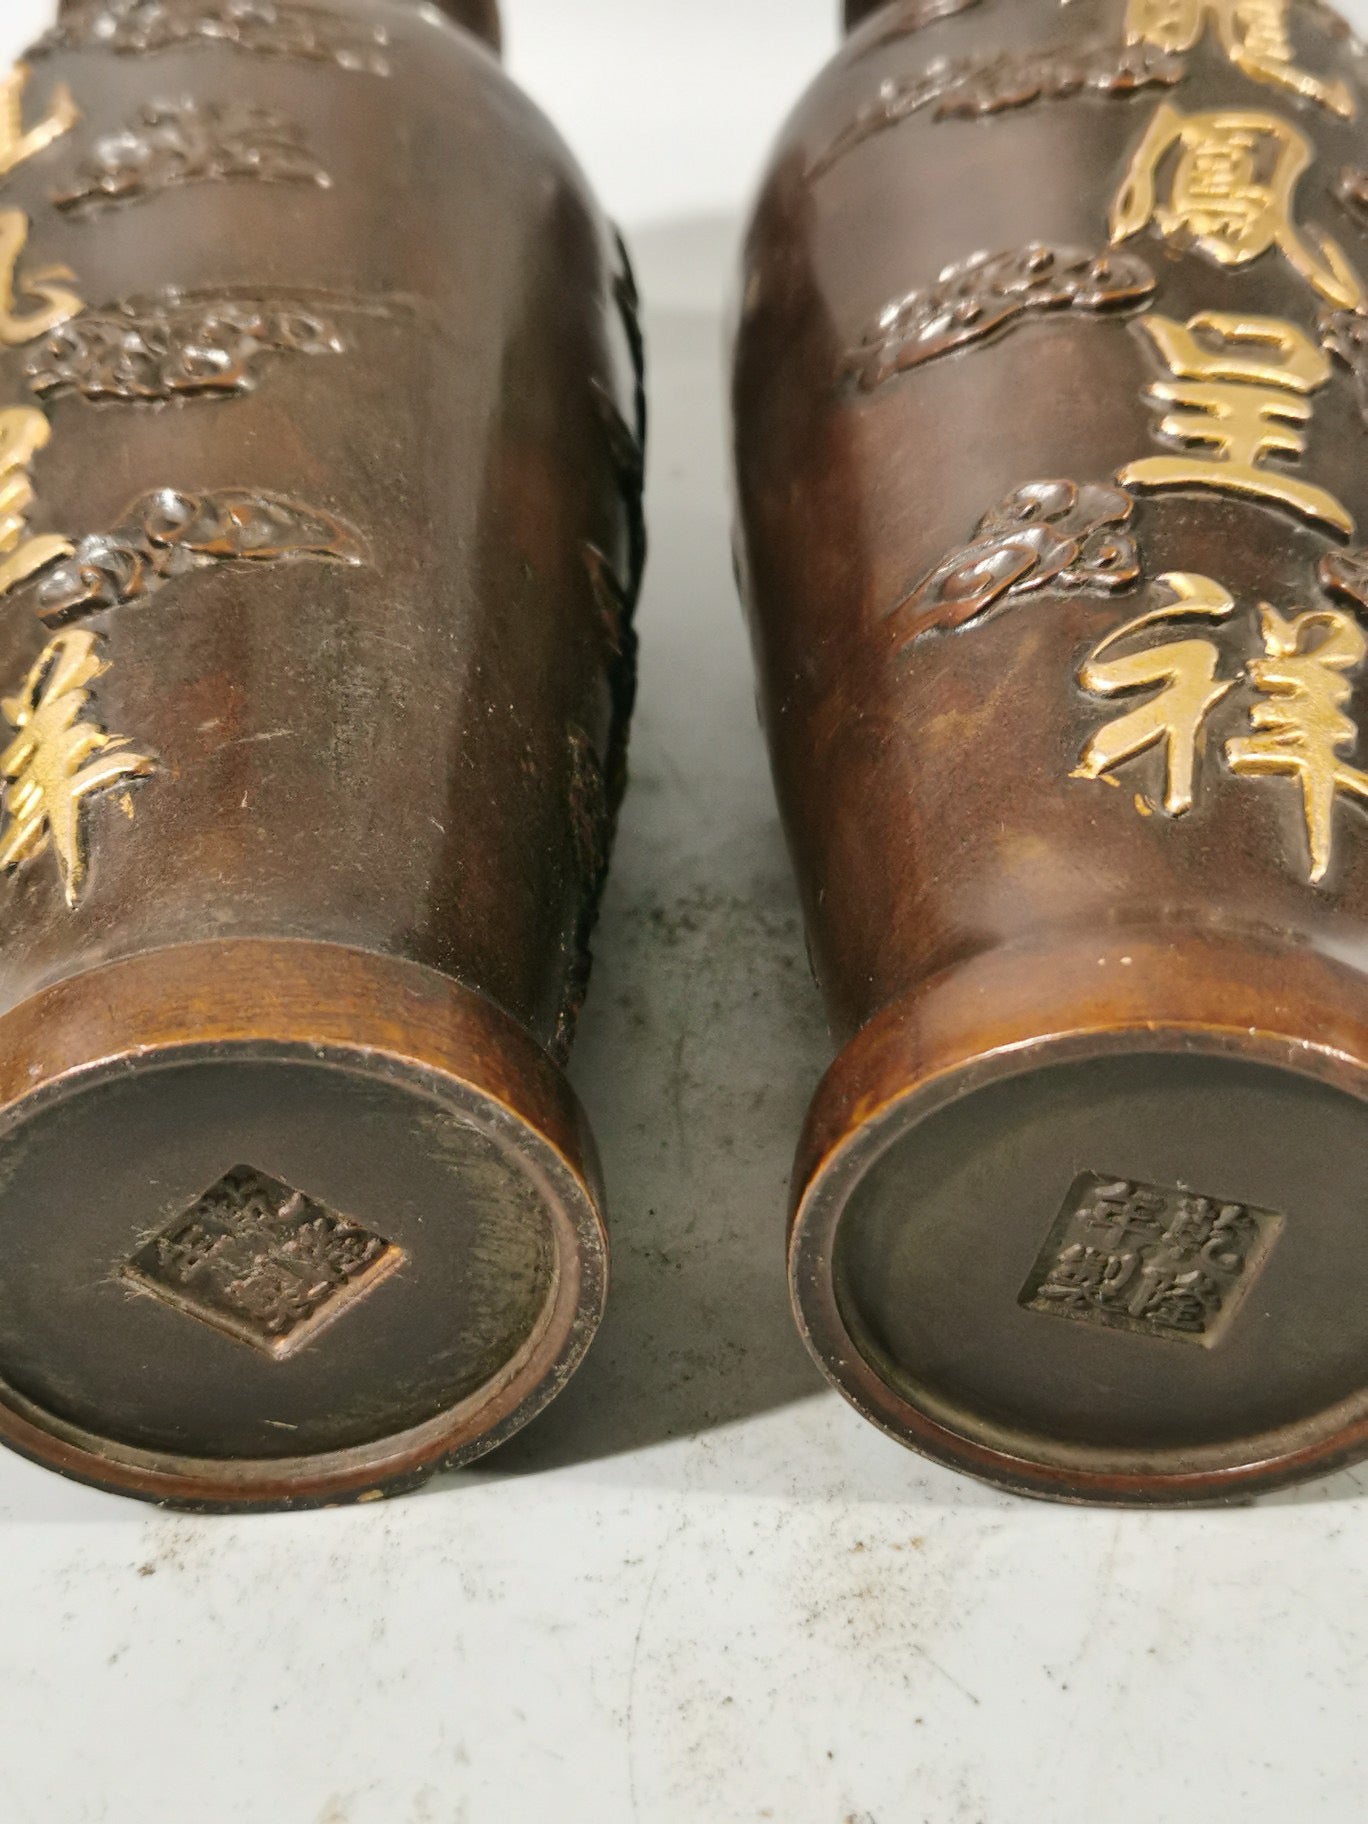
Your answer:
4,3 -> 1368,1820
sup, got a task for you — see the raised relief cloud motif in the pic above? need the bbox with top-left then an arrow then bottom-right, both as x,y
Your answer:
28,487 -> 366,628
811,39 -> 1184,177
891,480 -> 1141,644
31,0 -> 390,75
848,243 -> 1156,390
29,294 -> 343,403
53,100 -> 330,214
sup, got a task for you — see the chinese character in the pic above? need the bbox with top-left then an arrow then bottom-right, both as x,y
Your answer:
224,1263 -> 326,1338
0,405 -> 73,597
1035,1242 -> 1138,1309
0,629 -> 156,906
1075,574 -> 1368,883
0,209 -> 81,349
0,65 -> 82,601
1125,1263 -> 1220,1331
0,62 -> 77,180
1121,311 -> 1351,536
1225,600 -> 1368,882
1161,1195 -> 1256,1268
154,1222 -> 222,1279
1072,569 -> 1237,814
1111,101 -> 1363,309
1074,1177 -> 1169,1247
1124,0 -> 1354,117
1024,1172 -> 1277,1342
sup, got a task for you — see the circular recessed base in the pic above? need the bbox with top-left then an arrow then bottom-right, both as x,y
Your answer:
791,933 -> 1368,1504
0,940 -> 607,1511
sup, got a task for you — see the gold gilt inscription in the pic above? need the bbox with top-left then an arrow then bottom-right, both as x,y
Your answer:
0,630 -> 155,905
1074,570 -> 1238,816
1226,601 -> 1368,880
1124,0 -> 1354,117
1111,101 -> 1364,309
0,52 -> 151,904
0,208 -> 81,348
1074,572 -> 1368,884
1121,311 -> 1351,536
0,407 -> 72,598
0,59 -> 83,611
0,64 -> 77,180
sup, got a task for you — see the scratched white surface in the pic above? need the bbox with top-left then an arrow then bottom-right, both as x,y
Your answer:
4,3 -> 1368,1821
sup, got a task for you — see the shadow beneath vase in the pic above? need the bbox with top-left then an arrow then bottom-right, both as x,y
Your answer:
469,213 -> 833,1478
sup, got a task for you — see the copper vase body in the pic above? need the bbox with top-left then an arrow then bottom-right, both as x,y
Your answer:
735,0 -> 1368,1500
0,0 -> 642,1508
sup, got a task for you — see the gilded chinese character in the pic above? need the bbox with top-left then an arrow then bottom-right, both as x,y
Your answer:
1121,311 -> 1351,535
1225,600 -> 1368,882
0,62 -> 77,180
0,209 -> 81,348
1072,570 -> 1237,814
1111,101 -> 1363,309
1124,0 -> 1354,117
0,629 -> 155,906
0,405 -> 72,597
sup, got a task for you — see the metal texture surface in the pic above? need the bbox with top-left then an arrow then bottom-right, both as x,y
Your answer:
9,32 -> 1368,1817
734,0 -> 1368,1501
56,0 -> 503,45
0,0 -> 643,1507
426,0 -> 501,47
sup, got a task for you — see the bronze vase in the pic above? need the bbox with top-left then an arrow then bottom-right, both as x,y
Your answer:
0,0 -> 642,1509
734,0 -> 1368,1501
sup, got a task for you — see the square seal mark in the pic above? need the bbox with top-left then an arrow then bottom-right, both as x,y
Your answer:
124,1164 -> 404,1359
1019,1171 -> 1283,1347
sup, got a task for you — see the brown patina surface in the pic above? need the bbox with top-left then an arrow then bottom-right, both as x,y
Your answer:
0,0 -> 642,1509
735,0 -> 1368,1501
